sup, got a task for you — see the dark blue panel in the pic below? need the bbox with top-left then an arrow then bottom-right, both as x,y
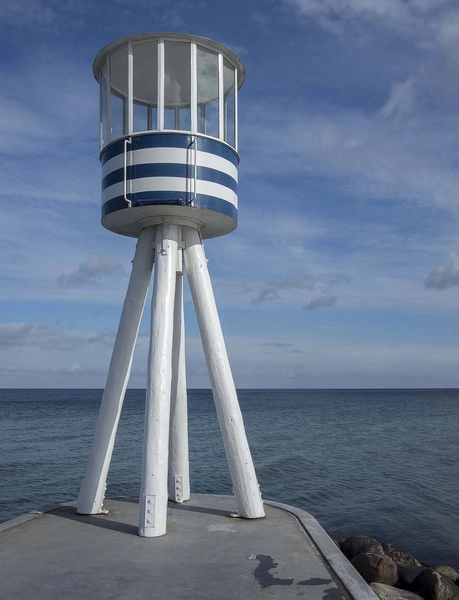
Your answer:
102,193 -> 238,222
101,132 -> 239,167
101,164 -> 238,194
197,166 -> 237,193
102,164 -> 189,190
195,137 -> 239,166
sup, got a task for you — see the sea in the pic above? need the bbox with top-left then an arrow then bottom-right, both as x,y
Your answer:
1,388 -> 458,569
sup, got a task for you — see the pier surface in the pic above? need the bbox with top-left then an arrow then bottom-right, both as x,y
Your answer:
0,494 -> 376,600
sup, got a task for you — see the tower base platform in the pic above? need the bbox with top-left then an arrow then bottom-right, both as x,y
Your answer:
0,494 -> 377,600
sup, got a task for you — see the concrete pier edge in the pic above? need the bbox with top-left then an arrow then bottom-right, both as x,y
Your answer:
264,499 -> 379,600
0,503 -> 64,533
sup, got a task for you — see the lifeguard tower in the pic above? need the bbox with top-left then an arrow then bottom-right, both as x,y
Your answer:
77,33 -> 265,537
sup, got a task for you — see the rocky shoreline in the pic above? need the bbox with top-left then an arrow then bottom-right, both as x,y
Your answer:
328,533 -> 459,600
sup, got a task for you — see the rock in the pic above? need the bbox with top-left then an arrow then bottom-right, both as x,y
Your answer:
383,544 -> 422,566
410,568 -> 459,600
434,566 -> 459,582
351,552 -> 398,585
370,583 -> 423,600
326,532 -> 344,548
397,564 -> 428,588
342,535 -> 385,560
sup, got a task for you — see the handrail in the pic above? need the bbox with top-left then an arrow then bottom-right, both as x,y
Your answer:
189,136 -> 197,206
124,137 -> 132,207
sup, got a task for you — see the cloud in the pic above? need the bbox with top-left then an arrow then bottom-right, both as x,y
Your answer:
434,16 -> 459,102
260,342 -> 304,355
242,97 -> 459,214
380,76 -> 417,118
250,289 -> 281,305
0,0 -> 186,33
0,322 -> 115,350
283,0 -> 453,36
425,253 -> 459,290
249,272 -> 347,306
0,0 -> 57,29
304,295 -> 337,310
58,254 -> 123,287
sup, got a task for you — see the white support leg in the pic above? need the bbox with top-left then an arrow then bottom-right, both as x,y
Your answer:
139,221 -> 179,537
77,226 -> 156,515
182,226 -> 264,519
169,241 -> 191,502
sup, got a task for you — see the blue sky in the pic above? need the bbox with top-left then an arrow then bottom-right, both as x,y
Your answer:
2,0 -> 459,388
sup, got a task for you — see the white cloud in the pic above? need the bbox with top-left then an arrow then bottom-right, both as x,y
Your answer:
0,322 -> 115,350
283,0 -> 453,36
241,98 -> 459,213
219,334 -> 459,388
58,254 -> 123,287
425,253 -> 459,290
380,76 -> 417,118
0,54 -> 96,156
248,272 -> 346,307
0,0 -> 57,28
433,16 -> 459,102
304,295 -> 337,310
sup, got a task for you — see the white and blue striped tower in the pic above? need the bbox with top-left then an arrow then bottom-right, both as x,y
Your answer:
77,33 -> 265,536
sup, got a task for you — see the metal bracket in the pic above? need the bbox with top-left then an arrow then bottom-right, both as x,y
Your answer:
174,475 -> 183,502
143,494 -> 155,528
124,137 -> 133,207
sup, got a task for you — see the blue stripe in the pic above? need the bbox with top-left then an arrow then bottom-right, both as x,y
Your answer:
101,164 -> 238,194
101,132 -> 239,167
102,193 -> 238,222
196,165 -> 237,192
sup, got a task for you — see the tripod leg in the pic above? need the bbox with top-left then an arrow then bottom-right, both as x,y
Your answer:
77,225 -> 156,515
139,222 -> 179,537
169,240 -> 190,502
183,226 -> 264,519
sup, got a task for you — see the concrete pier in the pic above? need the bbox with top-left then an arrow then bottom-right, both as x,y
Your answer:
0,494 -> 377,600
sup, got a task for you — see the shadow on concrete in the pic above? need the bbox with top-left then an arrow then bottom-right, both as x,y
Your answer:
50,497 -> 232,536
50,506 -> 139,536
170,502 -> 232,518
110,496 -> 233,518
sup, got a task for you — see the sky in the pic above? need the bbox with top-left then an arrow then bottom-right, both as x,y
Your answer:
1,0 -> 459,388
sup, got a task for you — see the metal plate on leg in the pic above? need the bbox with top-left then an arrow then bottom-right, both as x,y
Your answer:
143,495 -> 156,528
174,475 -> 183,502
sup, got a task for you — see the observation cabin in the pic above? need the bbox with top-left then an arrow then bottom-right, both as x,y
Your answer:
94,33 -> 244,239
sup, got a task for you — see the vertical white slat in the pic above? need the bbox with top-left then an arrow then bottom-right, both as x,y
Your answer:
234,67 -> 238,152
107,55 -> 112,143
218,53 -> 224,141
127,41 -> 134,134
99,64 -> 103,151
190,43 -> 197,134
158,39 -> 165,131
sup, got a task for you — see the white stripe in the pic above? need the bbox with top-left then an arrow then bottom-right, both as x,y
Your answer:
196,179 -> 238,207
198,151 -> 238,182
102,147 -> 238,181
102,177 -> 237,207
